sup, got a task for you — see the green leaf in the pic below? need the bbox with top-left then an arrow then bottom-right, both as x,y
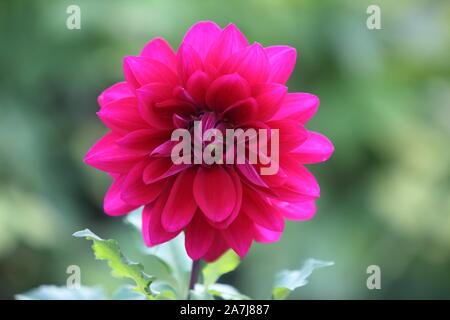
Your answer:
150,280 -> 177,300
207,283 -> 250,300
202,250 -> 240,288
272,259 -> 334,300
73,229 -> 155,299
16,285 -> 106,300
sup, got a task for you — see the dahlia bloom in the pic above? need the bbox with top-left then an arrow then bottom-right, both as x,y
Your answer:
85,22 -> 334,262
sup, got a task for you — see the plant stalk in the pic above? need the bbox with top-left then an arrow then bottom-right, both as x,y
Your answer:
188,259 -> 201,293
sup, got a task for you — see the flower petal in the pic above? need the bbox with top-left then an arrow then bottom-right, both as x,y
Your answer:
186,71 -> 212,108
184,211 -> 215,260
97,97 -> 147,135
272,93 -> 319,123
142,187 -> 180,247
267,119 -> 308,152
103,175 -> 139,216
291,132 -> 334,164
143,157 -> 191,184
161,168 -> 197,232
98,82 -> 134,108
177,43 -> 204,84
274,200 -> 316,221
220,42 -> 269,84
123,56 -> 178,88
193,166 -> 236,222
203,232 -> 230,262
116,129 -> 169,151
84,132 -> 147,173
206,73 -> 250,112
222,97 -> 257,124
265,45 -> 297,84
253,224 -> 282,243
181,21 -> 222,60
241,187 -> 284,232
206,167 -> 243,229
222,214 -> 254,258
140,38 -> 177,71
121,160 -> 165,206
252,83 -> 287,121
206,23 -> 249,68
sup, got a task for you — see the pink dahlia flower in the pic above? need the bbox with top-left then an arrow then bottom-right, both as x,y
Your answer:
85,22 -> 334,262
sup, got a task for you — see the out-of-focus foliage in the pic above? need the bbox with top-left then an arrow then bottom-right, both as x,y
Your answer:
0,0 -> 449,299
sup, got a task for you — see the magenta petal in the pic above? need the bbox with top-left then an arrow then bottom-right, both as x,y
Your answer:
273,164 -> 320,202
221,42 -> 269,84
177,43 -> 204,84
242,188 -> 284,232
253,83 -> 287,121
140,38 -> 177,71
206,168 -> 243,229
84,133 -> 147,174
121,161 -> 164,206
186,71 -> 211,108
265,45 -> 297,84
123,56 -> 178,88
142,191 -> 180,247
184,212 -> 215,260
267,119 -> 308,152
98,82 -> 134,108
291,132 -> 334,164
206,23 -> 249,68
143,158 -> 191,184
203,232 -> 230,262
193,166 -> 236,222
116,129 -> 168,151
222,97 -> 257,124
206,73 -> 251,112
181,21 -> 222,60
222,214 -> 254,258
136,82 -> 174,129
103,175 -> 139,216
97,97 -> 147,135
272,93 -> 319,123
275,200 -> 316,221
236,163 -> 269,188
161,168 -> 197,232
253,224 -> 282,243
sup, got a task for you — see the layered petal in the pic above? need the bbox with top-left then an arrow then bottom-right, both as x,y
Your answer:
84,132 -> 147,174
142,181 -> 180,246
161,168 -> 197,232
290,132 -> 334,164
265,45 -> 297,84
140,38 -> 177,71
272,93 -> 319,123
184,211 -> 215,260
103,175 -> 139,216
98,82 -> 134,108
193,166 -> 236,222
206,73 -> 250,112
181,21 -> 222,60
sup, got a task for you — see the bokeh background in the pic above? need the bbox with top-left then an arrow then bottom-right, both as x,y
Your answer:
1,0 -> 449,299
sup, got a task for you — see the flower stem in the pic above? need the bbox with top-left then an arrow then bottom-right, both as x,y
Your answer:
189,259 -> 201,293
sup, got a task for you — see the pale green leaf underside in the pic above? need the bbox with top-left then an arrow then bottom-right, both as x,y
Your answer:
16,285 -> 106,300
272,259 -> 334,300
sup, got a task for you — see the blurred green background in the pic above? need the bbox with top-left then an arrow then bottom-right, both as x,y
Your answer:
1,0 -> 449,299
